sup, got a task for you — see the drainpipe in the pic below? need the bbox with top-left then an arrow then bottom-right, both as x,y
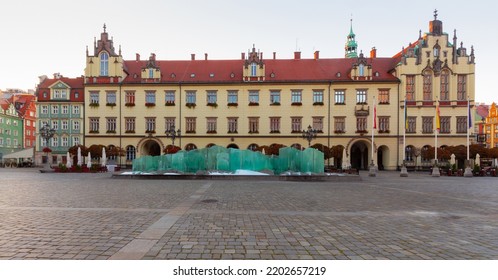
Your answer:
179,83 -> 182,149
327,81 -> 332,167
396,82 -> 400,170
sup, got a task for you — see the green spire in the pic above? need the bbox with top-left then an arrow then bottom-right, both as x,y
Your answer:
345,18 -> 358,58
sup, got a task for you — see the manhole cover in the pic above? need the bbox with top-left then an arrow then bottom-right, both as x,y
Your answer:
201,199 -> 218,203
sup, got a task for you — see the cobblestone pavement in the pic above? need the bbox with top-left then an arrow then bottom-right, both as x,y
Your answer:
0,168 -> 497,259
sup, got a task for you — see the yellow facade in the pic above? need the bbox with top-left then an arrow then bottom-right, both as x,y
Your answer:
83,13 -> 475,171
484,103 -> 498,148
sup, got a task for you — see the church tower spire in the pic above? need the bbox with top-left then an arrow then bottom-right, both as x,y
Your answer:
345,18 -> 358,58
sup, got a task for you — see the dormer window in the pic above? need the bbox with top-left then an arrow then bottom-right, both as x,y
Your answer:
250,62 -> 257,76
359,64 -> 365,76
148,69 -> 154,78
100,52 -> 109,76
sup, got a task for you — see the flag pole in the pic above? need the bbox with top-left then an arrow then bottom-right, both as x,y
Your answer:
400,96 -> 408,177
464,95 -> 473,177
432,98 -> 440,177
369,95 -> 377,177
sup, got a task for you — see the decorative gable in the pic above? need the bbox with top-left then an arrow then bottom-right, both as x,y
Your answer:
243,45 -> 265,82
350,52 -> 372,81
141,53 -> 161,82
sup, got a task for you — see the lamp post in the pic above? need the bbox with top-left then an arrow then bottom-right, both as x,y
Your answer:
166,125 -> 181,147
302,125 -> 317,147
39,124 -> 55,169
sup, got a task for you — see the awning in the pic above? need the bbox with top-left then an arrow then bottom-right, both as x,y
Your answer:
3,148 -> 34,159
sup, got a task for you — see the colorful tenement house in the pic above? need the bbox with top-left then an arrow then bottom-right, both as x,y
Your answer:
484,103 -> 498,148
0,98 -> 24,159
45,11 -> 473,170
12,94 -> 37,148
35,74 -> 84,165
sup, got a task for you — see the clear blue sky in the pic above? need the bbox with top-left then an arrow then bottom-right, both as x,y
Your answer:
1,0 -> 496,103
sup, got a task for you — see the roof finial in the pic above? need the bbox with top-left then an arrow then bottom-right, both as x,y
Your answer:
434,9 -> 438,20
419,29 -> 422,39
103,23 -> 107,33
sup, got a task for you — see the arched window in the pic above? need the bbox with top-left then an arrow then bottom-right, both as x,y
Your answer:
421,145 -> 431,162
405,145 -> 415,162
185,143 -> 197,151
227,143 -> 239,149
247,143 -> 259,151
108,145 -> 116,161
358,64 -> 365,76
291,143 -> 302,150
206,143 -> 216,148
250,62 -> 257,76
100,52 -> 109,76
423,70 -> 432,101
126,145 -> 136,161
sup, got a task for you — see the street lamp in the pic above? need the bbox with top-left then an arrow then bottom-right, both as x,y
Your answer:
302,125 -> 317,147
39,124 -> 55,168
165,125 -> 181,146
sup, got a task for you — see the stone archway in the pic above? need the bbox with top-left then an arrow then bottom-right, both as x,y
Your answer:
141,139 -> 161,156
351,141 -> 369,170
377,145 -> 390,171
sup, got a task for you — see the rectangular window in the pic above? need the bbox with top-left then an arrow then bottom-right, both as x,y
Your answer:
51,106 -> 59,115
378,89 -> 390,104
164,117 -> 175,132
186,117 -> 196,133
356,89 -> 367,104
248,117 -> 259,133
106,117 -> 117,133
89,117 -> 99,132
73,120 -> 80,131
291,117 -> 302,133
406,75 -> 415,101
51,136 -> 58,147
51,120 -> 58,130
61,136 -> 68,147
378,116 -> 390,132
125,91 -> 135,105
73,136 -> 80,146
61,120 -> 68,130
62,105 -> 69,115
227,117 -> 238,133
440,71 -> 450,101
456,116 -> 467,133
422,117 -> 433,133
72,105 -> 80,115
312,117 -> 323,132
90,91 -> 99,104
186,91 -> 196,104
0,138 -> 3,146
334,117 -> 345,133
249,90 -> 259,105
407,117 -> 416,133
457,75 -> 467,101
145,91 -> 156,105
145,117 -> 156,133
106,91 -> 116,105
165,91 -> 175,105
313,90 -> 324,104
207,91 -> 217,105
227,90 -> 238,105
270,90 -> 280,104
291,90 -> 302,104
440,116 -> 451,133
41,105 -> 48,114
125,117 -> 135,133
356,117 -> 367,132
423,72 -> 432,101
335,90 -> 345,104
6,138 -> 11,146
270,117 -> 281,133
206,117 -> 217,133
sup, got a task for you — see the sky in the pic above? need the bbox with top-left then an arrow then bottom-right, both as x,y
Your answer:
1,0 -> 496,103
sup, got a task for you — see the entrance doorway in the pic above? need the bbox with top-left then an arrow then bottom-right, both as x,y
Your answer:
142,140 -> 161,156
351,141 -> 369,170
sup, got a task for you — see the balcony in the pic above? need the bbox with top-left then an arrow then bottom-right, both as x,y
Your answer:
354,104 -> 369,116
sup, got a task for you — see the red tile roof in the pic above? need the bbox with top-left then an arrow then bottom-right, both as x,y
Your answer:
122,57 -> 399,84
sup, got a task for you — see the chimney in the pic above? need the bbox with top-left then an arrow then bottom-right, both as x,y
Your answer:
370,47 -> 377,58
260,52 -> 263,60
136,53 -> 140,61
314,51 -> 320,60
152,53 -> 156,60
273,52 -> 276,59
205,53 -> 208,60
294,51 -> 301,59
191,54 -> 196,60
241,52 -> 245,60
